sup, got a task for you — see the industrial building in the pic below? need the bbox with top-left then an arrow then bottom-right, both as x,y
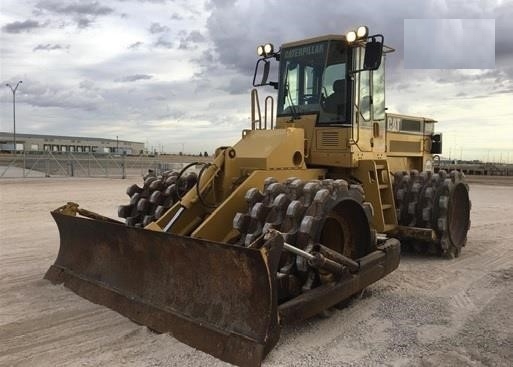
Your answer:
0,132 -> 144,155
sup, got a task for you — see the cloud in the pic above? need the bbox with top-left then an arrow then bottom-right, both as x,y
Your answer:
404,19 -> 495,69
131,0 -> 174,3
35,1 -> 113,16
224,76 -> 250,95
178,30 -> 206,49
16,80 -> 105,111
1,0 -> 511,158
206,0 -> 237,9
33,43 -> 70,52
152,29 -> 206,50
34,0 -> 114,28
128,41 -> 143,50
204,0 -> 418,75
2,19 -> 47,33
154,36 -> 174,48
75,18 -> 92,28
115,74 -> 153,82
495,1 -> 513,60
202,0 -> 507,78
149,22 -> 169,34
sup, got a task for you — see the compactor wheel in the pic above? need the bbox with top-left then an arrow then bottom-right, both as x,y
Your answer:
118,169 -> 197,227
393,169 -> 471,258
234,177 -> 376,303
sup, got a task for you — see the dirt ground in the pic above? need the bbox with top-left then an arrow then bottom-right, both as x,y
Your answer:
0,177 -> 512,367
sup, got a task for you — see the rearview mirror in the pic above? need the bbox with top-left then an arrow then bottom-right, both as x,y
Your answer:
253,58 -> 270,86
253,58 -> 278,88
364,40 -> 383,70
261,60 -> 270,84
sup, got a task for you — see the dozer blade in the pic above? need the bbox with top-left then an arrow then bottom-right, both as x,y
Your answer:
45,211 -> 282,367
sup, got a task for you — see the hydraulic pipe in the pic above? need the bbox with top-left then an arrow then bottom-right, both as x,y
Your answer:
282,241 -> 345,275
162,151 -> 225,232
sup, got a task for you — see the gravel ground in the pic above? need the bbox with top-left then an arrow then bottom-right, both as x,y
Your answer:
0,177 -> 512,367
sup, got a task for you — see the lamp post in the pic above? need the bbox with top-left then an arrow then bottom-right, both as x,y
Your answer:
5,80 -> 22,153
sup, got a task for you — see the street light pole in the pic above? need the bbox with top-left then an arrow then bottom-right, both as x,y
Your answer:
5,80 -> 22,154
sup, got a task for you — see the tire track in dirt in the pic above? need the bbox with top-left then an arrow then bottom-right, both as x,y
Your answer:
0,307 -> 130,366
449,291 -> 477,311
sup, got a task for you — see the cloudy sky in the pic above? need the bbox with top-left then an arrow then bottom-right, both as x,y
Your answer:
404,18 -> 495,68
1,0 -> 512,161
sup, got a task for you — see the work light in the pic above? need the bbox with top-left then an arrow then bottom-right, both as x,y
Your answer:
346,31 -> 357,43
357,26 -> 369,38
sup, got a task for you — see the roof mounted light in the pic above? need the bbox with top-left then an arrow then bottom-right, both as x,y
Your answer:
346,25 -> 370,43
257,43 -> 275,57
346,31 -> 357,43
357,25 -> 369,38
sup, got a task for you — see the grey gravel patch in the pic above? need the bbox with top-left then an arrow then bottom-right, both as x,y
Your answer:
372,292 -> 450,359
267,288 -> 454,367
419,269 -> 513,367
420,349 -> 486,367
376,293 -> 451,326
443,285 -> 512,365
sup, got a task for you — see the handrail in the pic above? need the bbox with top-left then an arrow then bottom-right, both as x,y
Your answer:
251,89 -> 275,130
264,96 -> 274,129
251,89 -> 262,130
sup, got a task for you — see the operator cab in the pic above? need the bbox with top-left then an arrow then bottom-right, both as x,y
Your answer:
279,37 -> 351,124
254,26 -> 389,127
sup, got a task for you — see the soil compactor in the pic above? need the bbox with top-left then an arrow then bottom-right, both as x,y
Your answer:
45,26 -> 471,367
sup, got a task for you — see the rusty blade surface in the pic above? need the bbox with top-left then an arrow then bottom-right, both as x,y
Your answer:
45,211 -> 282,367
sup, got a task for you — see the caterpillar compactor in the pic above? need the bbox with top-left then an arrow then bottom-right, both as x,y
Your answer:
45,26 -> 470,367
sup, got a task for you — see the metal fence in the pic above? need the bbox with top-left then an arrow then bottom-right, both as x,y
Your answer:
7,152 -> 509,179
438,161 -> 513,176
0,152 -> 199,179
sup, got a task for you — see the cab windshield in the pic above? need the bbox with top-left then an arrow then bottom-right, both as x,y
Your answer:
277,40 -> 349,124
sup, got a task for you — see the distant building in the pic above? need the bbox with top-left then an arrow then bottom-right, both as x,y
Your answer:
0,132 -> 144,155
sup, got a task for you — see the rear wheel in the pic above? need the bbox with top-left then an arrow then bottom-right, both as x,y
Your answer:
437,171 -> 471,258
393,169 -> 471,258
